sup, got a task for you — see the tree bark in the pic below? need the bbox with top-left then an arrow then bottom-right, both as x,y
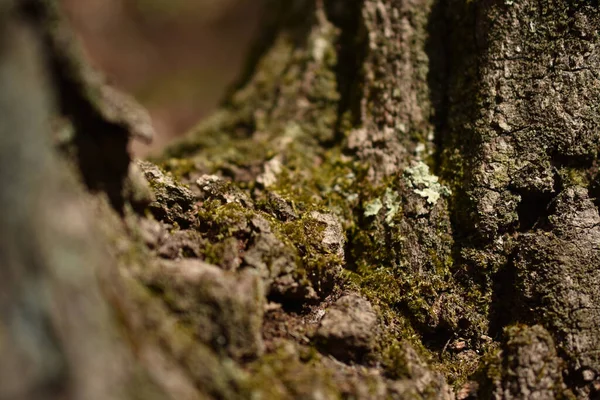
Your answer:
1,0 -> 599,399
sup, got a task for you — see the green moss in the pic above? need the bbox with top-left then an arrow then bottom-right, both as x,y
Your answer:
197,200 -> 253,240
244,342 -> 341,399
346,189 -> 451,330
259,193 -> 347,294
437,340 -> 498,393
147,128 -> 487,386
159,109 -> 255,160
557,167 -> 590,188
381,340 -> 414,379
159,157 -> 197,180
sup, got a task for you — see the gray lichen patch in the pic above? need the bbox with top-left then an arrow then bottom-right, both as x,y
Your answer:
363,197 -> 383,218
382,188 -> 401,225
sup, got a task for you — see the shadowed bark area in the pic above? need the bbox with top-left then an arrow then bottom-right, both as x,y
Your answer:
1,0 -> 600,399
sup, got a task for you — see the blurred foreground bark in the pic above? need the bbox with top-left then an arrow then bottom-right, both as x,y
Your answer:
1,0 -> 600,399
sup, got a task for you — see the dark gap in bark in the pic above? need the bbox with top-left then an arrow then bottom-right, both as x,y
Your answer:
487,254 -> 521,339
514,189 -> 556,232
426,0 -> 450,174
343,232 -> 359,274
313,336 -> 372,365
420,326 -> 458,354
565,367 -> 599,395
514,165 -> 577,232
144,283 -> 167,302
266,292 -> 315,313
551,152 -> 596,170
323,0 -> 367,146
438,0 -> 483,242
21,0 -> 130,211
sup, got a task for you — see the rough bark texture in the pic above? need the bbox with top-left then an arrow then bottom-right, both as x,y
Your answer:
2,0 -> 600,399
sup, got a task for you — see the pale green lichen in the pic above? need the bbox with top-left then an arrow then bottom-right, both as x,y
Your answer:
364,198 -> 383,217
363,188 -> 401,226
383,188 -> 400,226
404,162 -> 451,205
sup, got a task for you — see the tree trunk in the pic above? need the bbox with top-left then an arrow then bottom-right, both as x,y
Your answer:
1,0 -> 599,399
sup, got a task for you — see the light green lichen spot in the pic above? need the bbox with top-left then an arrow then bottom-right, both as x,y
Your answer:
346,193 -> 359,202
383,188 -> 400,226
363,189 -> 401,225
364,198 -> 383,217
414,188 -> 441,205
284,122 -> 303,139
404,162 -> 451,205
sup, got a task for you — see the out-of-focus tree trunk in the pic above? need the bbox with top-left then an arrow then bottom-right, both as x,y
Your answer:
0,1 -> 131,399
1,0 -> 599,399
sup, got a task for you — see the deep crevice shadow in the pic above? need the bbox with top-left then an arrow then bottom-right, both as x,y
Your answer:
323,0 -> 368,147
514,189 -> 556,232
426,0 -> 450,175
21,0 -> 131,211
487,253 -> 522,339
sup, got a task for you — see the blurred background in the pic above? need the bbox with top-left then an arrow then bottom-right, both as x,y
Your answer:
60,0 -> 262,156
